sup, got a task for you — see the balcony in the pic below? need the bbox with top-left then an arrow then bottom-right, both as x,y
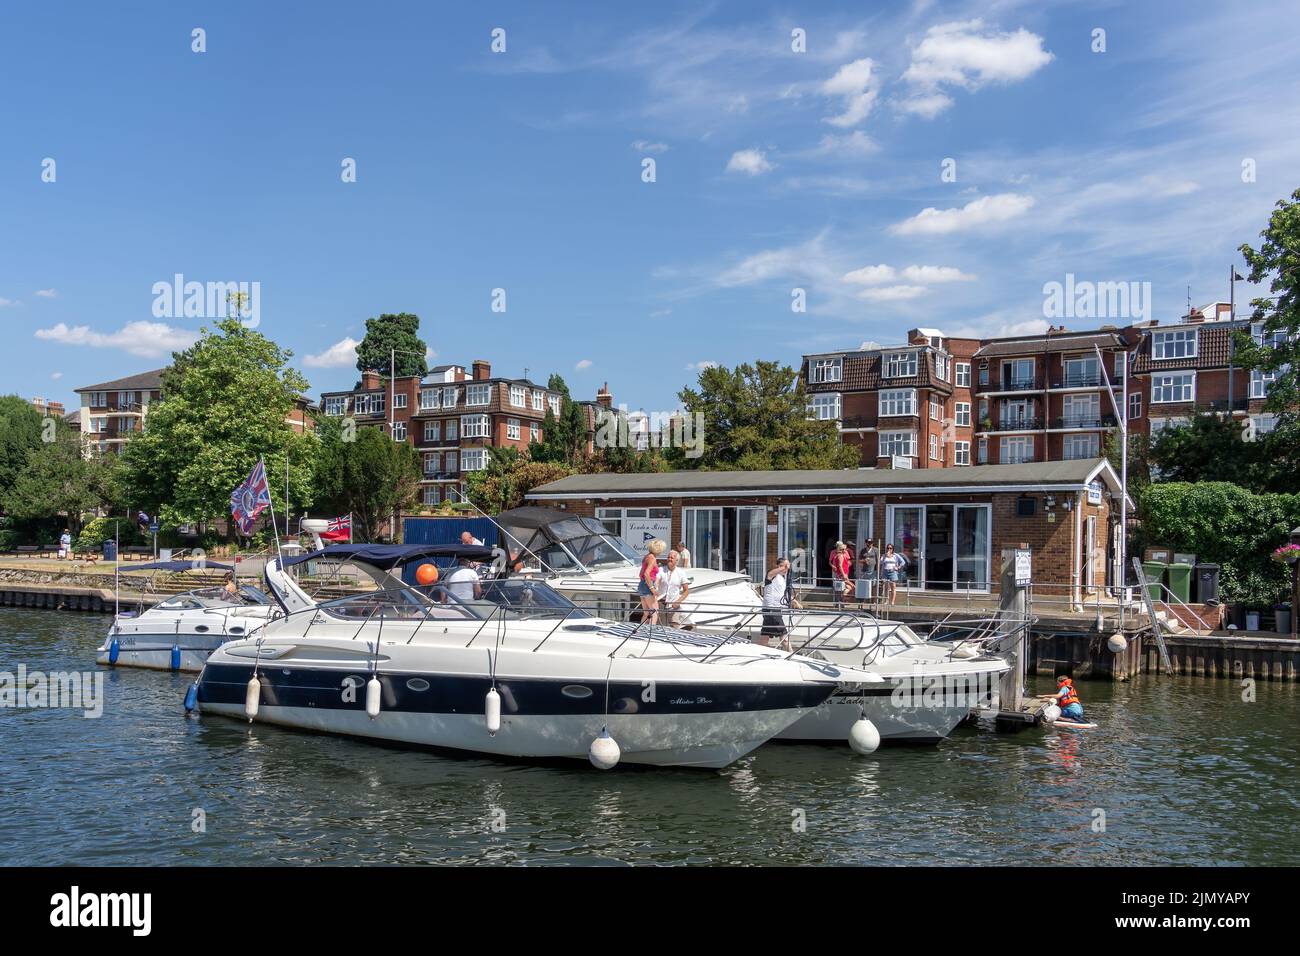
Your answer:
1050,374 -> 1104,389
1203,398 -> 1251,413
978,417 -> 1044,433
981,378 -> 1042,395
1050,415 -> 1119,430
839,415 -> 873,429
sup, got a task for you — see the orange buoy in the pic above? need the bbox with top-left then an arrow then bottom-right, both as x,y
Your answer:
415,563 -> 439,586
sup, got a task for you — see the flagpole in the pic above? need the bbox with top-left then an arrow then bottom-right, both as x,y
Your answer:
262,456 -> 284,564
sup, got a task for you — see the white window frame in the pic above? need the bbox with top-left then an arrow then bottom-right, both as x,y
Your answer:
809,357 -> 843,384
878,430 -> 916,458
509,385 -> 526,408
1129,393 -> 1142,421
955,363 -> 971,388
461,448 -> 489,472
1062,433 -> 1100,460
1152,329 -> 1198,360
934,353 -> 949,382
879,388 -> 917,417
1151,372 -> 1195,404
883,351 -> 918,379
466,384 -> 491,407
423,452 -> 440,475
530,422 -> 540,442
1062,392 -> 1100,426
324,396 -> 347,416
531,389 -> 544,411
392,421 -> 407,442
955,402 -> 971,427
954,441 -> 971,466
929,397 -> 940,421
506,418 -> 521,441
460,414 -> 490,438
441,387 -> 460,408
999,435 -> 1035,464
445,419 -> 458,441
419,389 -> 437,411
809,393 -> 841,421
1250,368 -> 1279,399
392,392 -> 407,410
929,434 -> 939,460
547,395 -> 561,417
423,420 -> 440,442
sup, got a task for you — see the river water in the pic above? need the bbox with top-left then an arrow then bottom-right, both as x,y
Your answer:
2,607 -> 1296,866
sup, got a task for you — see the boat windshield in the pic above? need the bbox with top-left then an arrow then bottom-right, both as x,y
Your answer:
509,517 -> 640,573
314,577 -> 588,623
155,585 -> 271,609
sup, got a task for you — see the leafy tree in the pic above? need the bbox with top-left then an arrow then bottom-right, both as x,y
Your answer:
668,361 -> 859,471
527,374 -> 589,467
120,317 -> 317,537
1104,428 -> 1151,498
0,395 -> 45,497
312,418 -> 421,541
3,425 -> 115,534
1236,187 -> 1300,416
465,447 -> 573,514
1147,412 -> 1259,484
355,312 -> 428,378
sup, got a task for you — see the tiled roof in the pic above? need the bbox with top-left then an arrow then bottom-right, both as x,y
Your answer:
804,349 -> 948,393
974,332 -> 1125,358
74,368 -> 165,393
1131,324 -> 1234,373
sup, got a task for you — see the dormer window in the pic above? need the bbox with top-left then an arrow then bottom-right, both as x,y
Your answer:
884,351 -> 918,378
1152,329 -> 1197,360
809,357 -> 843,384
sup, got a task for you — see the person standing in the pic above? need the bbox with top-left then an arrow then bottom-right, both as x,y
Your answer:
858,542 -> 878,603
656,549 -> 693,630
638,539 -> 666,625
676,541 -> 691,568
444,557 -> 483,603
58,529 -> 71,560
830,541 -> 855,606
760,558 -> 794,652
879,543 -> 908,606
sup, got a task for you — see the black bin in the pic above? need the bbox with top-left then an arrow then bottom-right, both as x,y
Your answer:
1195,563 -> 1220,603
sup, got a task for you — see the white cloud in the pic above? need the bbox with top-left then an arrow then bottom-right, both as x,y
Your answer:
821,57 -> 878,127
0,298 -> 19,308
34,321 -> 198,358
631,139 -> 669,153
575,358 -> 593,370
714,232 -> 836,288
34,288 -> 58,298
649,308 -> 673,318
686,360 -> 719,371
891,193 -> 1035,235
899,265 -> 976,283
425,346 -> 439,364
900,20 -> 1053,117
809,130 -> 878,158
726,148 -> 774,175
50,371 -> 63,380
303,336 -> 360,369
842,264 -> 897,285
857,285 -> 929,302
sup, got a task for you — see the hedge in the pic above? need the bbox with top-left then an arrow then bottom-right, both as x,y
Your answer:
1139,482 -> 1300,606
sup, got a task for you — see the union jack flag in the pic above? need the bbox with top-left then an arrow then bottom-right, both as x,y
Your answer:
320,514 -> 352,542
230,458 -> 272,535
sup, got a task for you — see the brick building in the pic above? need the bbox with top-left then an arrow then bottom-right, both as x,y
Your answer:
526,458 -> 1123,600
321,360 -> 612,507
73,369 -> 165,455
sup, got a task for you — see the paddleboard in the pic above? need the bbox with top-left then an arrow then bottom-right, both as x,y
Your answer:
1052,719 -> 1098,730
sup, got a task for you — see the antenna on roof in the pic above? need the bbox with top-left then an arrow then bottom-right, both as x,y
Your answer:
1187,285 -> 1192,315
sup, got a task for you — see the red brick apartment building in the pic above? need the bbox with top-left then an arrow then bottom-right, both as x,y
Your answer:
802,303 -> 1290,469
319,360 -> 615,507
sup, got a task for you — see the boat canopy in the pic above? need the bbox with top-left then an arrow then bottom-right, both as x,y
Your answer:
279,543 -> 496,570
495,508 -> 640,573
119,560 -> 236,573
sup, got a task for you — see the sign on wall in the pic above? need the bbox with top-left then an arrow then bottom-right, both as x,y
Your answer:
1087,480 -> 1103,506
1014,548 -> 1032,587
622,516 -> 672,550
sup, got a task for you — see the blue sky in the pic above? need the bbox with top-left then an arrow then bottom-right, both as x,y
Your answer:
3,0 -> 1298,414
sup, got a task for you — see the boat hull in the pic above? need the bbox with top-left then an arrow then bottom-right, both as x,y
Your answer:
777,688 -> 970,744
96,634 -> 226,672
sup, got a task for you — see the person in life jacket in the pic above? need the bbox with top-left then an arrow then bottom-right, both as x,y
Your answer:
1050,676 -> 1085,721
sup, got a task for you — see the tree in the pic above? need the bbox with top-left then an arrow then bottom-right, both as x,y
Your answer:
0,395 -> 45,496
1104,428 -> 1151,498
465,447 -> 573,514
355,312 -> 428,378
1237,187 -> 1300,416
3,426 -> 115,534
1147,412 -> 1260,485
527,374 -> 589,467
120,317 -> 317,536
313,418 -> 421,541
667,361 -> 860,471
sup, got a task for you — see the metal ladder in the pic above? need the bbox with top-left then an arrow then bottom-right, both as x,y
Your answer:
1132,558 -> 1174,675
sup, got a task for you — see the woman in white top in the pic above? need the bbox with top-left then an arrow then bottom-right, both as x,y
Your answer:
879,543 -> 908,606
760,558 -> 794,651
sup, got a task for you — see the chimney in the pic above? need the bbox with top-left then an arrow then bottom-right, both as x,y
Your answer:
361,369 -> 381,390
472,359 -> 491,381
596,382 -> 613,408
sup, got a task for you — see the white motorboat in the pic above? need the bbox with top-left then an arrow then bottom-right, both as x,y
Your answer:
97,560 -> 280,672
193,544 -> 849,769
491,507 -> 1013,745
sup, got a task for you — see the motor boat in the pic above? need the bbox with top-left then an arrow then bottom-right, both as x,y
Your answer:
489,507 -> 1013,745
193,544 -> 851,769
97,560 -> 281,672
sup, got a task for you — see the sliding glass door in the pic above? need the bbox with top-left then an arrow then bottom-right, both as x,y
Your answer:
780,506 -> 816,587
954,505 -> 990,591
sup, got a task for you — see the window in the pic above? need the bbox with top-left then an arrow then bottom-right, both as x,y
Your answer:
547,395 -> 561,417
1000,436 -> 1034,464
423,420 -> 440,442
461,449 -> 488,472
392,422 -> 407,442
461,414 -> 490,438
324,396 -> 347,416
955,402 -> 971,427
422,487 -> 440,506
1002,358 -> 1035,389
466,384 -> 491,406
1151,372 -> 1194,404
879,389 -> 917,416
423,452 -> 440,475
1248,414 -> 1279,440
1062,434 -> 1100,460
1129,393 -> 1142,421
1152,329 -> 1197,360
445,419 -> 458,441
1114,352 -> 1126,379
1252,322 -> 1289,349
929,397 -> 941,420
954,441 -> 971,466
809,357 -> 843,383
884,351 -> 918,378
1062,393 -> 1100,426
419,389 -> 438,410
530,423 -> 540,442
934,353 -> 949,381
510,385 -> 526,408
879,430 -> 916,457
1251,368 -> 1279,399
531,389 -> 544,411
393,392 -> 407,409
809,393 -> 841,421
1061,356 -> 1100,387
955,363 -> 971,387
999,398 -> 1035,428
506,418 -> 520,441
1016,497 -> 1037,517
356,392 -> 384,415
978,362 -> 989,386
445,451 -> 458,472
442,386 -> 460,408
929,434 -> 939,460
977,437 -> 988,464
1149,417 -> 1188,437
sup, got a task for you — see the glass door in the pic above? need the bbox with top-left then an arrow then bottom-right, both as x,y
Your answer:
736,508 -> 766,583
780,506 -> 816,587
954,505 -> 990,591
684,508 -> 723,571
888,505 -> 924,589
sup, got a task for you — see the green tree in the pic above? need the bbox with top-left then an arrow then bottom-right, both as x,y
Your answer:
355,312 -> 428,378
527,374 -> 589,466
1147,412 -> 1260,485
3,426 -> 115,534
313,418 -> 421,541
465,447 -> 573,514
1104,428 -> 1152,499
120,317 -> 317,537
1236,187 -> 1300,416
0,395 -> 45,496
668,361 -> 859,471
